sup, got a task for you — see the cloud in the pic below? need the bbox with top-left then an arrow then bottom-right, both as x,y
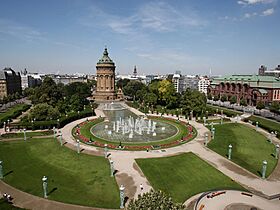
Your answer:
244,12 -> 258,18
81,1 -> 205,35
0,19 -> 44,42
262,8 -> 275,15
237,0 -> 275,5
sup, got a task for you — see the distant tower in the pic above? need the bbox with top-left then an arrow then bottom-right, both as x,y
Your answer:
92,47 -> 117,101
133,65 -> 137,77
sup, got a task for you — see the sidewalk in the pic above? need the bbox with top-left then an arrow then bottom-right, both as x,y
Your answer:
1,107 -> 280,209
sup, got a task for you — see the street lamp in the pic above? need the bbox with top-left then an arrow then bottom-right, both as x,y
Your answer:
119,185 -> 125,209
42,176 -> 48,198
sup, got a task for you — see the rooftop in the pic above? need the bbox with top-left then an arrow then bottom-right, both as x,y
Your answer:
97,48 -> 115,65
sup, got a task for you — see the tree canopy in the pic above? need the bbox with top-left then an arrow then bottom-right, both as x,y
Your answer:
128,190 -> 185,210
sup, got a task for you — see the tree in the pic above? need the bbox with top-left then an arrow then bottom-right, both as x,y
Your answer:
221,95 -> 227,102
158,80 -> 176,105
229,95 -> 237,104
123,81 -> 147,99
180,89 -> 206,115
240,98 -> 247,106
29,103 -> 60,121
269,101 -> 280,114
256,101 -> 265,110
207,93 -> 212,100
144,93 -> 158,105
116,78 -> 130,89
128,190 -> 185,210
213,95 -> 219,101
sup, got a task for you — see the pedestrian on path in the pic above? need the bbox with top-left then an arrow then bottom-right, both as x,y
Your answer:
140,183 -> 143,191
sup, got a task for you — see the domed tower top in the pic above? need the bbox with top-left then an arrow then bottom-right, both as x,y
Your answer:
97,47 -> 115,65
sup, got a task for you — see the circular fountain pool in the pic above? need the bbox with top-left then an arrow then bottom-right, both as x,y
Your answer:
91,118 -> 178,143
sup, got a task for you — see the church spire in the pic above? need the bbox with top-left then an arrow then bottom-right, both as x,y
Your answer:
133,65 -> 137,77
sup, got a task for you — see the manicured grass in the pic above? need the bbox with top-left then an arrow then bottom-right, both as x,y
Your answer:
136,153 -> 244,203
0,138 -> 119,208
0,104 -> 31,125
0,199 -> 26,210
247,115 -> 280,139
206,104 -> 242,117
198,118 -> 231,124
77,117 -> 195,148
208,123 -> 277,177
0,130 -> 53,139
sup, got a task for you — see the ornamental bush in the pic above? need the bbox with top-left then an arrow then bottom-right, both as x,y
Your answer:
128,190 -> 185,210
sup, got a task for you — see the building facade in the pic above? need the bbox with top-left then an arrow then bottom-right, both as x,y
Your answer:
259,65 -> 280,77
0,67 -> 22,99
198,76 -> 210,95
92,48 -> 123,101
21,69 -> 42,90
208,75 -> 280,106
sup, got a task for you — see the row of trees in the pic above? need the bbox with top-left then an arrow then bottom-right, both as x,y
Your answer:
0,92 -> 22,104
118,79 -> 207,116
24,77 -> 92,121
208,93 -> 280,113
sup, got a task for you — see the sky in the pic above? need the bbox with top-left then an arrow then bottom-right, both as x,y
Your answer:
0,0 -> 279,76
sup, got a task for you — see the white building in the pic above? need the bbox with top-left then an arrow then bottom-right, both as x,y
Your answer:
172,73 -> 181,93
198,76 -> 210,95
20,69 -> 42,90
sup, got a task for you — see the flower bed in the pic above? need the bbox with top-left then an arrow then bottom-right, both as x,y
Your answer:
73,116 -> 196,151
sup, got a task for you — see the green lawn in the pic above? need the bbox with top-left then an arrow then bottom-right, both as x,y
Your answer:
0,138 -> 119,208
208,123 -> 277,177
0,130 -> 53,139
206,104 -> 242,117
247,115 -> 280,139
136,153 -> 244,203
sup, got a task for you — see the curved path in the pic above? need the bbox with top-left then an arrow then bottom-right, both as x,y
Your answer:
195,190 -> 279,210
1,104 -> 280,210
61,113 -> 280,199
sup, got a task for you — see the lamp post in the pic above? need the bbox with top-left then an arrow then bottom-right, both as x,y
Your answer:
255,121 -> 259,131
110,160 -> 114,177
204,133 -> 208,146
119,185 -> 125,209
203,117 -> 206,125
104,144 -> 108,158
3,122 -> 6,132
57,119 -> 60,128
59,131 -> 63,146
77,140 -> 80,154
0,161 -> 3,179
53,126 -> 56,139
211,127 -> 215,139
228,144 -> 232,160
275,144 -> 279,159
42,176 -> 48,198
262,160 -> 267,179
23,128 -> 27,141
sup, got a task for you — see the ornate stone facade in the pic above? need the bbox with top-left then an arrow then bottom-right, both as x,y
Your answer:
208,75 -> 280,106
92,48 -> 123,101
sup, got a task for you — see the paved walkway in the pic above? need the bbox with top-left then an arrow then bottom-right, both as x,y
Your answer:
61,113 -> 280,199
195,190 -> 279,210
1,103 -> 280,209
